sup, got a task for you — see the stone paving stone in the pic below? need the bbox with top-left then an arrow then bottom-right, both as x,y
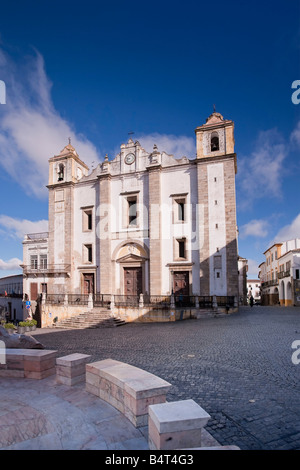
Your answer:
30,306 -> 300,450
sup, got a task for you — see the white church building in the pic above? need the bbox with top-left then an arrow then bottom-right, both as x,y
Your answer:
22,110 -> 240,324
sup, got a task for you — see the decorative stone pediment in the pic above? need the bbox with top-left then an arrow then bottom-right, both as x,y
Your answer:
59,143 -> 78,157
116,253 -> 146,264
205,112 -> 224,125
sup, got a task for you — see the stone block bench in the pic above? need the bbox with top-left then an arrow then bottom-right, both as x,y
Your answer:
148,399 -> 211,450
56,353 -> 91,386
0,349 -> 57,379
86,358 -> 172,427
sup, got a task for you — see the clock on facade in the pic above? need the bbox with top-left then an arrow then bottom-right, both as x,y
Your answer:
125,153 -> 135,165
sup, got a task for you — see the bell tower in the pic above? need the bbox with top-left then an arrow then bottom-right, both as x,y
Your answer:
48,140 -> 89,185
195,109 -> 235,160
47,142 -> 89,294
196,110 -> 238,299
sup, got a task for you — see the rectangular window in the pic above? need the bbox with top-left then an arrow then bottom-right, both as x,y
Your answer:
128,197 -> 137,226
41,283 -> 47,294
30,255 -> 38,270
178,240 -> 185,258
171,194 -> 188,224
178,201 -> 184,221
174,238 -> 186,260
82,207 -> 93,231
40,254 -> 47,269
296,269 -> 300,280
83,244 -> 93,263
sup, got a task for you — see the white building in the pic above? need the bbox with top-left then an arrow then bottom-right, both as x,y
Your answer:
259,239 -> 300,306
246,279 -> 261,302
22,111 -> 241,325
0,274 -> 23,322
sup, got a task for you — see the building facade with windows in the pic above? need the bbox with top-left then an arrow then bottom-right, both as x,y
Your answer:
0,274 -> 23,322
246,279 -> 261,303
259,239 -> 300,306
22,111 -> 240,319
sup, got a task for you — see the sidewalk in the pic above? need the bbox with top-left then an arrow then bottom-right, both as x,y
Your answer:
0,374 -> 219,450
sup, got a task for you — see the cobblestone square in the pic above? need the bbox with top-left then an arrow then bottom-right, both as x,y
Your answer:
32,306 -> 300,450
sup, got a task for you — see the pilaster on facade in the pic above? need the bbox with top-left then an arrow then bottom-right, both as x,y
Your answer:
147,163 -> 162,296
98,173 -> 112,294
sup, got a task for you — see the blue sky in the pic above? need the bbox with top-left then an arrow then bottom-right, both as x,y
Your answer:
0,0 -> 299,280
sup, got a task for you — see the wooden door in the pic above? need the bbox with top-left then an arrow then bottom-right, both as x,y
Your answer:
124,267 -> 142,296
30,283 -> 38,301
173,271 -> 189,296
83,274 -> 94,294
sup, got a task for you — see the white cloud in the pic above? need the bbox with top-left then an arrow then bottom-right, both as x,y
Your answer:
0,257 -> 22,271
271,213 -> 300,244
239,219 -> 269,239
237,128 -> 288,209
0,215 -> 48,240
290,121 -> 300,147
246,258 -> 260,279
135,133 -> 195,158
0,48 -> 101,198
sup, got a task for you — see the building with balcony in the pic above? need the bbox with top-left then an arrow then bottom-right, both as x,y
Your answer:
0,274 -> 23,322
259,239 -> 300,306
22,110 -> 242,325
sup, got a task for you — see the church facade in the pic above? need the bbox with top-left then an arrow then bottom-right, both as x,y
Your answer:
22,111 -> 239,306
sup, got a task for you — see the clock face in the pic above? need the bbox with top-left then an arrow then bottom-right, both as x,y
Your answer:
125,153 -> 135,165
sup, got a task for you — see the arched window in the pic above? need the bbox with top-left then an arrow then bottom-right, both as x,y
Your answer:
211,132 -> 219,152
58,163 -> 64,181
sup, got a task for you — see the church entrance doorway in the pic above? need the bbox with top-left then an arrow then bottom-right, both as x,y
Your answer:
124,267 -> 142,297
173,271 -> 189,296
83,274 -> 94,295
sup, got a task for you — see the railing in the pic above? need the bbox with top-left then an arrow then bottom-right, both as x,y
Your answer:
144,295 -> 171,309
42,293 -> 236,310
261,279 -> 279,287
93,294 -> 111,307
45,293 -> 65,304
278,270 -> 290,279
174,295 -> 196,308
22,264 -> 71,274
114,295 -> 140,307
26,232 -> 49,240
198,296 -> 213,308
0,293 -> 23,298
216,296 -> 235,307
68,294 -> 89,305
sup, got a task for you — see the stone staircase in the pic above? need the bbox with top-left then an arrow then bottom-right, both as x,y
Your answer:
56,308 -> 127,329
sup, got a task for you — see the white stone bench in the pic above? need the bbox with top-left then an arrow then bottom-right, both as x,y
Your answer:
148,399 -> 211,450
0,349 -> 57,379
86,358 -> 172,427
56,353 -> 91,386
